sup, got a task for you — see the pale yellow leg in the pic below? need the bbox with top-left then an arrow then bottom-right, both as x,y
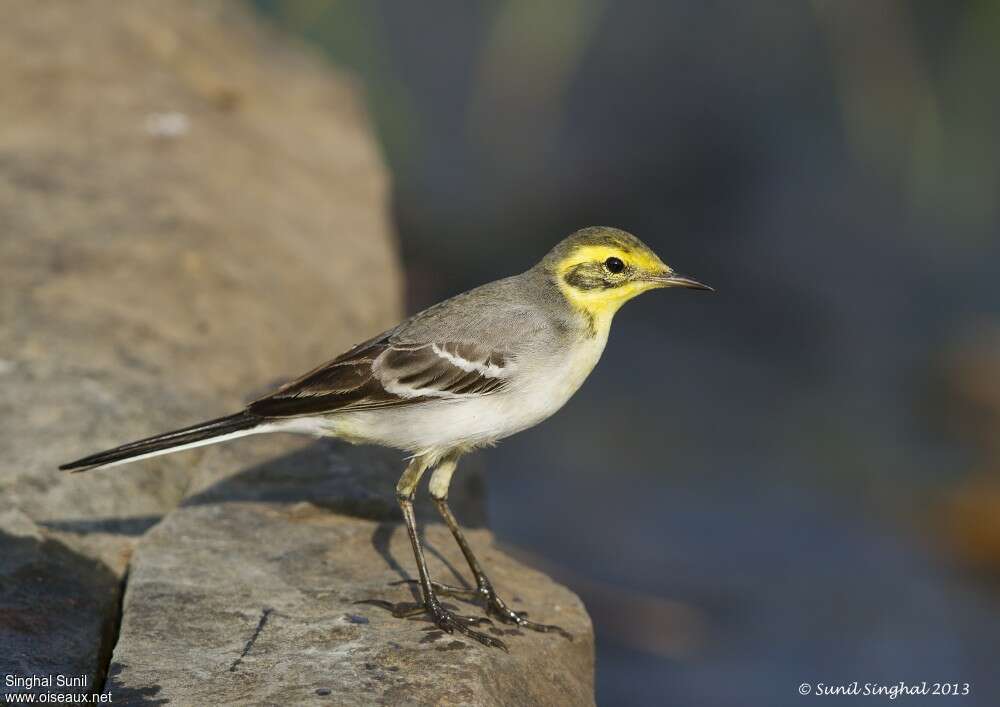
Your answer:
428,455 -> 459,501
396,456 -> 430,501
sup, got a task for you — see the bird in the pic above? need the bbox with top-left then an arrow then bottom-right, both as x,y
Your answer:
61,226 -> 712,650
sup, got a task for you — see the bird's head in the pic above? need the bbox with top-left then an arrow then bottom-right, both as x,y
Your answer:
543,226 -> 712,323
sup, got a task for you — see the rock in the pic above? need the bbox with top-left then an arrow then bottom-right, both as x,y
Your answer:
0,1 -> 595,701
0,0 -> 397,694
106,502 -> 595,706
0,0 -> 400,529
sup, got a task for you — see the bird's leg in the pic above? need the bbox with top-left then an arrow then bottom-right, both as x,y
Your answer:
392,456 -> 507,650
425,457 -> 572,639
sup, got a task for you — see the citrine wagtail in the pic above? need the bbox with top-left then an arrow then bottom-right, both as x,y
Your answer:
61,226 -> 712,650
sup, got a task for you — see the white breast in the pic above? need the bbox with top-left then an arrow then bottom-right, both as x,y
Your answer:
502,327 -> 610,436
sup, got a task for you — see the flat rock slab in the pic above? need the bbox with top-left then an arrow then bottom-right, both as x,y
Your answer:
107,502 -> 595,706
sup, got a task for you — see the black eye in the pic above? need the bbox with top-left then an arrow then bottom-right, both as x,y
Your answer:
604,256 -> 625,274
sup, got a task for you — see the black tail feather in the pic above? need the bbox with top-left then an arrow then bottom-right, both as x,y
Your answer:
59,411 -> 261,472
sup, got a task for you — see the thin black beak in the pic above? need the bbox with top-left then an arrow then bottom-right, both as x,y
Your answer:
648,272 -> 714,292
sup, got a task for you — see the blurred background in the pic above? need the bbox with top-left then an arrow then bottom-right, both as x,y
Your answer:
252,2 -> 1000,704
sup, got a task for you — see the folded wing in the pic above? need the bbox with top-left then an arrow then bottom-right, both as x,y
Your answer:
248,336 -> 514,418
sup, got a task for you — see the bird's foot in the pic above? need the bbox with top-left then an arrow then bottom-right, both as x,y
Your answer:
423,598 -> 508,650
392,578 -> 572,639
480,587 -> 572,639
357,597 -> 507,650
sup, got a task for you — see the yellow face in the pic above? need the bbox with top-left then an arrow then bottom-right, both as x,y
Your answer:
555,242 -> 709,325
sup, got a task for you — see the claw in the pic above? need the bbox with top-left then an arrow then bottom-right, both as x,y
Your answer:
457,614 -> 494,627
492,609 -> 572,639
481,590 -> 573,640
427,600 -> 507,650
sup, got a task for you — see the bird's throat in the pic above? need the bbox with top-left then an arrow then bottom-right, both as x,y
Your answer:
558,279 -> 653,336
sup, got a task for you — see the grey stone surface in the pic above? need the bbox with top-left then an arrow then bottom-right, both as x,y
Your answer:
1,2 -> 595,703
106,502 -> 594,706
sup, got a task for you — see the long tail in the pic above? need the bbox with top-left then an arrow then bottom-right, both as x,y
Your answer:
59,411 -> 265,472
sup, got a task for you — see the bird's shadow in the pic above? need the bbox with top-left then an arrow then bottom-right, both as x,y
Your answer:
43,437 -> 487,587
